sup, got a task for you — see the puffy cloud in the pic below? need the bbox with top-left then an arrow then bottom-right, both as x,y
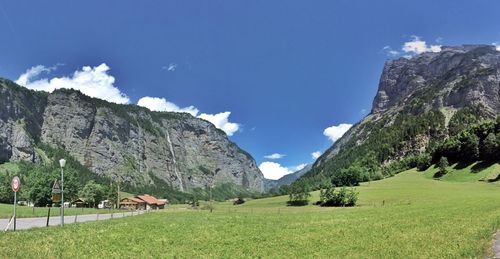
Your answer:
293,163 -> 307,171
383,36 -> 442,58
402,36 -> 441,55
494,43 -> 500,51
323,123 -> 352,142
138,98 -> 240,136
258,161 -> 293,180
137,96 -> 199,116
264,153 -> 286,160
258,162 -> 309,180
16,63 -> 130,104
198,112 -> 240,136
311,151 -> 322,160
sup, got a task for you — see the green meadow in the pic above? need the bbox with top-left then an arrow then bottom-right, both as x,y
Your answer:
1,166 -> 500,258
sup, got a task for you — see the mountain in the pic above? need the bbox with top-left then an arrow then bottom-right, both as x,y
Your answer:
0,79 -> 264,193
303,45 -> 500,187
264,164 -> 312,191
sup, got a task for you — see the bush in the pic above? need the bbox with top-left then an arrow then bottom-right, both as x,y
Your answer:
416,154 -> 432,171
434,157 -> 449,178
233,198 -> 245,205
318,185 -> 358,207
287,182 -> 311,206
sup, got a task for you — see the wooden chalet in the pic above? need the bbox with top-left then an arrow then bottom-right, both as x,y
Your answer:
119,197 -> 146,210
119,195 -> 167,210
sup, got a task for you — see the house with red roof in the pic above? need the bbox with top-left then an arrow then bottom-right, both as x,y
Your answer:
119,194 -> 167,210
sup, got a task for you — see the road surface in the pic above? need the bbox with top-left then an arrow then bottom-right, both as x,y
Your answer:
2,210 -> 146,231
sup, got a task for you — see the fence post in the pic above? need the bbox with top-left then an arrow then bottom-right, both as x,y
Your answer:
46,206 -> 51,227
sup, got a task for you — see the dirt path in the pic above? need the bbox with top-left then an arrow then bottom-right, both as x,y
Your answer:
2,210 -> 146,231
493,231 -> 500,258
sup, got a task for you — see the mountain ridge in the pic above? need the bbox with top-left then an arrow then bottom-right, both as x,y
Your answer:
0,78 -> 265,193
305,45 -> 500,187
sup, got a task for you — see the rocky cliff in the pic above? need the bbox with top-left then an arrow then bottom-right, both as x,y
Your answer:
0,79 -> 264,192
309,45 -> 500,183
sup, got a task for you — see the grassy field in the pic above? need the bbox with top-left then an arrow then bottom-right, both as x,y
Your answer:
0,168 -> 500,258
423,162 -> 500,182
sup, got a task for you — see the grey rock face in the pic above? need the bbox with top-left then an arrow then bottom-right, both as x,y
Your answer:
372,45 -> 500,115
0,80 -> 46,163
316,45 -> 500,171
0,80 -> 264,192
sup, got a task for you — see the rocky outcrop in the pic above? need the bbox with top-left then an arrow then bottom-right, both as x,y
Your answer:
312,45 -> 500,177
372,45 -> 500,115
0,79 -> 264,192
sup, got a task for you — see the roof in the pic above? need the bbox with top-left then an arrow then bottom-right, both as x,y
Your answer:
120,197 -> 145,204
136,195 -> 165,205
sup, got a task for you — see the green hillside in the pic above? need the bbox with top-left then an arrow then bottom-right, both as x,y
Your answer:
1,166 -> 500,258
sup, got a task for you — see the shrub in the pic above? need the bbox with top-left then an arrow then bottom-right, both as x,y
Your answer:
434,157 -> 449,178
416,153 -> 432,171
233,197 -> 245,205
318,185 -> 358,207
287,182 -> 311,206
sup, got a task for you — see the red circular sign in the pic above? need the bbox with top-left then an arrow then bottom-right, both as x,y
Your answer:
11,176 -> 20,193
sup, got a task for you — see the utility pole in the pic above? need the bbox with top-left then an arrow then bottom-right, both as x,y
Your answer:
59,159 -> 66,227
117,181 -> 120,209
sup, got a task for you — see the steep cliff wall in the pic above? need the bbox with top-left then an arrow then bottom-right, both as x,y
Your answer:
309,45 -> 500,183
0,79 -> 264,192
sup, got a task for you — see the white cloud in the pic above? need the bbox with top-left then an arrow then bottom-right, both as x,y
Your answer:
323,123 -> 352,142
264,153 -> 286,160
138,98 -> 240,136
258,161 -> 293,180
493,43 -> 500,51
293,163 -> 307,171
162,63 -> 177,71
382,46 -> 400,57
137,96 -> 199,116
198,112 -> 240,136
16,63 -> 130,104
402,36 -> 441,55
311,151 -> 322,160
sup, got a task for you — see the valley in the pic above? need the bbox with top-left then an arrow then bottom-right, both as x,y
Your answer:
1,165 -> 499,258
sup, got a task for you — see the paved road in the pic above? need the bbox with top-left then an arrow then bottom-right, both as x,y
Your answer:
2,210 -> 146,231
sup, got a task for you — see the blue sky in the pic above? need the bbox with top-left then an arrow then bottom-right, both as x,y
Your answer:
1,1 -> 500,179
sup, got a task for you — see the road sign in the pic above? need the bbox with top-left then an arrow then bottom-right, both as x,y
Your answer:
52,193 -> 61,203
52,179 -> 62,202
11,176 -> 20,231
52,180 -> 61,194
11,176 -> 20,193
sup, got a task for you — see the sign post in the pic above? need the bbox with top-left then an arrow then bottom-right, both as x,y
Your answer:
51,179 -> 62,227
11,176 -> 21,231
52,180 -> 61,203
